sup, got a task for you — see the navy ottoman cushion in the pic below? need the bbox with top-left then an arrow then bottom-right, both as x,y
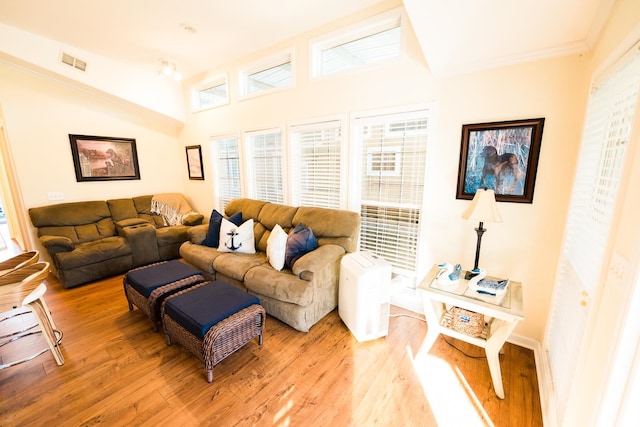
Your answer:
164,281 -> 260,339
126,260 -> 201,297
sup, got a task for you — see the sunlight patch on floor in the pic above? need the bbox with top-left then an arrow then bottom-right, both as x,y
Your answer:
273,383 -> 294,426
409,346 -> 495,427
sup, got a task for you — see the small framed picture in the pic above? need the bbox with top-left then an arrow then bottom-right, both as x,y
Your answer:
69,134 -> 141,182
456,118 -> 545,203
186,145 -> 204,180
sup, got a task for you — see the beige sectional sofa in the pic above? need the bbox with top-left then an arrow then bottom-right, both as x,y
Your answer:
179,198 -> 360,332
28,194 -> 203,288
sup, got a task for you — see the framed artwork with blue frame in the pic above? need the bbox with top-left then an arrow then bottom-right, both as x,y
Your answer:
456,118 -> 545,203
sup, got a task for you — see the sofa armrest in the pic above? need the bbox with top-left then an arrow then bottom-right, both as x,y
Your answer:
187,224 -> 209,244
183,213 -> 204,226
116,218 -> 151,235
40,235 -> 74,253
292,244 -> 346,281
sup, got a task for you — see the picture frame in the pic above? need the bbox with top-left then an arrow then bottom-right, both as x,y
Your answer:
456,118 -> 545,203
186,145 -> 204,180
69,134 -> 140,182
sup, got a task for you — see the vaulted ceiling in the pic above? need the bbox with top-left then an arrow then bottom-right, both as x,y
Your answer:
0,0 -> 611,80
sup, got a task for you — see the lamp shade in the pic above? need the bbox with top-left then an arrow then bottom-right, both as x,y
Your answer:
461,189 -> 502,223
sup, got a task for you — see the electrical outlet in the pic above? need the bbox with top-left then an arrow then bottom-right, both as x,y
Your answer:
48,192 -> 64,201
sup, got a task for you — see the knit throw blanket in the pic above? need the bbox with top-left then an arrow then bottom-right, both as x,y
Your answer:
151,193 -> 195,226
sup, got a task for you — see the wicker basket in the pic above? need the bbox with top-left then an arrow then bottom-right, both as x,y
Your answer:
450,307 -> 484,337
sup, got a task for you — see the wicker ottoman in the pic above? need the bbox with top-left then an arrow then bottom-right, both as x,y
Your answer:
161,280 -> 266,383
123,260 -> 205,331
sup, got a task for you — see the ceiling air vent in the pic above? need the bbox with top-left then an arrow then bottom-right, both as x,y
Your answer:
60,52 -> 87,72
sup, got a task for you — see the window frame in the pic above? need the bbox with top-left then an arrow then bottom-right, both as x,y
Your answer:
190,74 -> 229,112
243,127 -> 286,203
309,8 -> 403,80
238,49 -> 295,100
287,115 -> 348,209
209,133 -> 243,211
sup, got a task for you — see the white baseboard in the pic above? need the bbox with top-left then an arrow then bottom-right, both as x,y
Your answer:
508,334 -> 557,427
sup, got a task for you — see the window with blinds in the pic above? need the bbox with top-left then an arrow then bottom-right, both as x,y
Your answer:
354,110 -> 429,276
211,136 -> 241,210
288,120 -> 343,208
244,130 -> 284,203
546,44 -> 640,423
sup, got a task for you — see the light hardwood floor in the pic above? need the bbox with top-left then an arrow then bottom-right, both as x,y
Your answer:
0,261 -> 542,426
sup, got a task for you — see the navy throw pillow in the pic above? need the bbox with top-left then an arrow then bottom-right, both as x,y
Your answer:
202,210 -> 242,247
285,223 -> 318,269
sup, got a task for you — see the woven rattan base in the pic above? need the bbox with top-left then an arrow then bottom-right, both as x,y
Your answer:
123,262 -> 204,331
162,284 -> 265,383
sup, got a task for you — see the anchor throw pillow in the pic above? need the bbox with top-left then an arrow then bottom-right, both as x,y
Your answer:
202,210 -> 243,248
218,218 -> 256,254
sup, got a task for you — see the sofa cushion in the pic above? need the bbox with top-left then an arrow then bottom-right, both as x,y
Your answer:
244,265 -> 314,306
203,210 -> 242,247
107,198 -> 139,222
213,252 -> 267,281
55,236 -> 131,269
219,218 -> 255,254
155,225 -> 190,246
293,206 -> 360,252
267,224 -> 287,271
285,224 -> 318,269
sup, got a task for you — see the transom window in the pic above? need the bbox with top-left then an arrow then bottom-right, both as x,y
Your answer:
239,50 -> 294,98
311,9 -> 402,79
191,75 -> 228,111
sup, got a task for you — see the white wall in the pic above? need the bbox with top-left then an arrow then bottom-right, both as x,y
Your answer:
177,3 -> 588,342
0,60 -> 187,250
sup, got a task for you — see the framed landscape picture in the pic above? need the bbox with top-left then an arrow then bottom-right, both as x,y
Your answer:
69,134 -> 140,182
456,118 -> 545,203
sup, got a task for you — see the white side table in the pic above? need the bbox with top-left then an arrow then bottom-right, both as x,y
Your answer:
417,264 -> 524,399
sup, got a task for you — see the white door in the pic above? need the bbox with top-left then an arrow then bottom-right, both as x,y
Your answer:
544,45 -> 640,424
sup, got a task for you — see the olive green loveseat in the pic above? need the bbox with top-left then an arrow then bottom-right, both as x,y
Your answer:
28,194 -> 203,288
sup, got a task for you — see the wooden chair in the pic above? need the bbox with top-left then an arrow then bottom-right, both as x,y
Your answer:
0,262 -> 64,368
0,250 -> 39,277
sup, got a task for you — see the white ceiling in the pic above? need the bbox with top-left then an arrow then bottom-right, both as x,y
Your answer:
0,0 -> 612,80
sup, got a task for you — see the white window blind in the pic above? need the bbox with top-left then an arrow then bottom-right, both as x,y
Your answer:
354,110 -> 428,276
244,130 -> 284,203
212,136 -> 241,210
547,44 -> 640,423
289,120 -> 343,208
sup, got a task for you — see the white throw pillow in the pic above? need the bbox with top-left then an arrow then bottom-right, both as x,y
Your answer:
218,218 -> 255,254
267,224 -> 288,271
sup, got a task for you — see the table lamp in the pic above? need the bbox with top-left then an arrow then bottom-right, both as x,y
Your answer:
461,188 -> 502,279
